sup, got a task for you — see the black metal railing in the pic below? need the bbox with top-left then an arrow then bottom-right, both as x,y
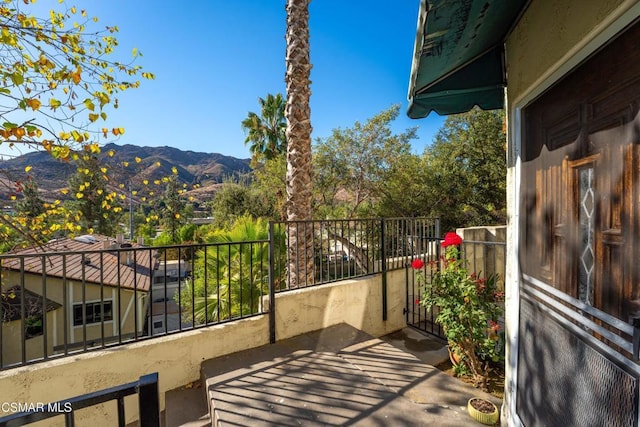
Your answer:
0,372 -> 159,427
0,239 -> 270,370
0,218 -> 439,370
271,217 -> 439,290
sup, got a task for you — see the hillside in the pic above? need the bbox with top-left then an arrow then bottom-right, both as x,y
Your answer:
0,143 -> 251,204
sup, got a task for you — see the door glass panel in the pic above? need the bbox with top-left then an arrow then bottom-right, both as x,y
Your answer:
578,167 -> 595,305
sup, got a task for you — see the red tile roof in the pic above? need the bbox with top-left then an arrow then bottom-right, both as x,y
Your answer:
1,235 -> 156,292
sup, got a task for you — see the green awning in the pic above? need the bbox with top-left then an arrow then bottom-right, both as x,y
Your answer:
407,0 -> 528,118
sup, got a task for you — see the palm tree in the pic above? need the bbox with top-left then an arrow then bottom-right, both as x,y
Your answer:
284,0 -> 314,288
178,216 -> 285,324
241,93 -> 286,163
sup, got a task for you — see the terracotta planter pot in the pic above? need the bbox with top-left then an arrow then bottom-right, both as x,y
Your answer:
447,345 -> 462,366
467,397 -> 499,425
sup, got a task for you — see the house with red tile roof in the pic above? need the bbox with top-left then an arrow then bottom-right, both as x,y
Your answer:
1,234 -> 156,366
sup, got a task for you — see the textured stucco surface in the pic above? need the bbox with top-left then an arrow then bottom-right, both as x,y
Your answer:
506,0 -> 633,105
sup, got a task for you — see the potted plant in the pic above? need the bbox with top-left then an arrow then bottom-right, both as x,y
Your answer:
412,232 -> 504,390
467,397 -> 499,425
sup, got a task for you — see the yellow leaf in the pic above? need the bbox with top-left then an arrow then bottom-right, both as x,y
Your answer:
26,98 -> 41,111
49,98 -> 61,110
171,166 -> 178,175
25,166 -> 32,173
107,149 -> 115,157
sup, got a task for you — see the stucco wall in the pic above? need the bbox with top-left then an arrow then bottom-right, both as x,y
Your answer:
0,270 -> 406,425
506,0 -> 635,105
274,269 -> 407,341
2,272 -> 144,366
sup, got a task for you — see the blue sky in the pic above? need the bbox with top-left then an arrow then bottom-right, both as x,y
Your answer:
13,1 -> 447,160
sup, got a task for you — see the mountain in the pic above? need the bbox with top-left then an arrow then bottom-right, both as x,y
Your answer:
0,143 -> 251,204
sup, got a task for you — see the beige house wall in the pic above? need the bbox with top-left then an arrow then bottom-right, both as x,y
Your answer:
0,270 -> 406,426
506,0 -> 636,106
1,272 -> 146,366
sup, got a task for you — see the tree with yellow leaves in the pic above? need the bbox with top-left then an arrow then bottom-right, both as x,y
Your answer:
0,0 -> 153,154
66,152 -> 122,236
0,0 -> 153,245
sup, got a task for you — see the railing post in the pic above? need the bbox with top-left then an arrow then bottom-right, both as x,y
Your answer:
268,221 -> 276,344
381,218 -> 387,321
137,373 -> 160,427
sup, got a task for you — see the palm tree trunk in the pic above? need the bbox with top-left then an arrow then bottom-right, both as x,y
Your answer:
285,0 -> 314,288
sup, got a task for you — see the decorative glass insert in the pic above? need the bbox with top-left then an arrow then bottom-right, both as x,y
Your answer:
578,167 -> 595,305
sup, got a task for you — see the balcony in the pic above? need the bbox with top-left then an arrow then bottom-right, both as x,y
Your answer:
0,219 -> 503,426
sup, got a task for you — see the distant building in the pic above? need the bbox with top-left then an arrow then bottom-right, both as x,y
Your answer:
0,234 -> 154,366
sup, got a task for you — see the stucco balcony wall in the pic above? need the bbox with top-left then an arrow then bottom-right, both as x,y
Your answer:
0,269 -> 406,426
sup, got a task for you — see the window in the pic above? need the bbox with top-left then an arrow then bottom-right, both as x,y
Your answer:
73,301 -> 113,326
577,166 -> 595,305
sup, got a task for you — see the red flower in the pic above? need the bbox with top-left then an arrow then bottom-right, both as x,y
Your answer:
489,320 -> 500,332
411,259 -> 424,270
442,232 -> 463,247
415,298 -> 420,305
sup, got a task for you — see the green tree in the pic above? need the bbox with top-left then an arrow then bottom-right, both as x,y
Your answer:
251,155 -> 287,221
313,105 -> 418,218
284,0 -> 313,287
67,153 -> 122,235
14,178 -> 45,218
178,216 -> 285,324
209,181 -> 279,228
241,93 -> 287,164
160,176 -> 186,243
373,152 -> 431,218
425,108 -> 506,230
